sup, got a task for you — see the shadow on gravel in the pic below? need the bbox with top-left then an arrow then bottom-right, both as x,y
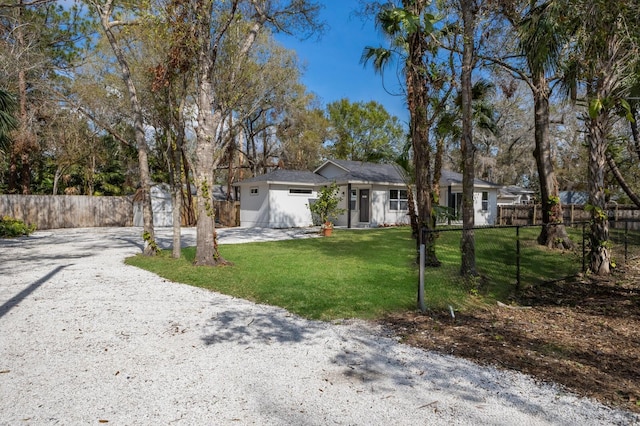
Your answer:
327,333 -> 618,425
200,304 -> 324,346
0,264 -> 69,320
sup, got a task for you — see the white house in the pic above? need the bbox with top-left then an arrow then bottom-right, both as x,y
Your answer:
439,169 -> 501,226
497,185 -> 536,205
234,159 -> 501,228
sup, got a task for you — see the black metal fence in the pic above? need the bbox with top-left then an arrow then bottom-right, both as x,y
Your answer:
419,219 -> 640,295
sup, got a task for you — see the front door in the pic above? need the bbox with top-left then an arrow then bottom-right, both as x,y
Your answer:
359,189 -> 370,223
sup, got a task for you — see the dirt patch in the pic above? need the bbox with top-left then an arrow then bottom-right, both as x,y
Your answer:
382,259 -> 640,414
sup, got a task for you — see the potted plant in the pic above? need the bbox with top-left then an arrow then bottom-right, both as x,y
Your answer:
308,182 -> 345,236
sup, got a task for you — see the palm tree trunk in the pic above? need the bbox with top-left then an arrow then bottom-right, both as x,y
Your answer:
587,113 -> 610,275
403,0 -> 439,266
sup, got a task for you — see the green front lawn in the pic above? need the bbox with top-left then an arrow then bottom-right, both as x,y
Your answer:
126,228 -> 420,320
126,226 -> 582,321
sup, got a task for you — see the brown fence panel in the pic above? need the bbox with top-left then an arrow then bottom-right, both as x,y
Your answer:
498,204 -> 640,228
214,201 -> 240,227
0,195 -> 133,229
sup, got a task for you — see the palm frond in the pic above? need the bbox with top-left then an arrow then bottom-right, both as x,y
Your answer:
361,46 -> 393,74
0,88 -> 18,136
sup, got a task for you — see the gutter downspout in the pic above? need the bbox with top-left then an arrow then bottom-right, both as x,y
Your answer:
347,183 -> 352,228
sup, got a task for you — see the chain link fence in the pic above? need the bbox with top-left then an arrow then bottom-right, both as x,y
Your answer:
418,219 -> 640,307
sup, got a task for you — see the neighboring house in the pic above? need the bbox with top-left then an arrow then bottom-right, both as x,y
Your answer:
559,190 -> 589,205
497,185 -> 536,206
438,169 -> 501,226
234,159 -> 501,228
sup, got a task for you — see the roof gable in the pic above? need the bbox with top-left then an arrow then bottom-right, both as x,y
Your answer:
315,159 -> 405,184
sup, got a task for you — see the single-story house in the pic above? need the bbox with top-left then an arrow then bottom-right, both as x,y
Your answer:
559,190 -> 589,205
233,159 -> 501,228
497,185 -> 536,205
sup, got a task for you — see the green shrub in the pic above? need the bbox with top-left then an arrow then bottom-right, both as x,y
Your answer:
0,216 -> 36,238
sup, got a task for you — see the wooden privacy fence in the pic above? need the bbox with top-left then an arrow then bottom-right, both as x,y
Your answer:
214,201 -> 240,228
1,195 -> 240,230
1,195 -> 133,229
498,204 -> 640,229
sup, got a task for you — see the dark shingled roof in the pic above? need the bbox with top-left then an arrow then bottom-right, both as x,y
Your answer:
235,169 -> 328,185
321,160 -> 406,184
439,170 -> 501,188
235,160 -> 501,188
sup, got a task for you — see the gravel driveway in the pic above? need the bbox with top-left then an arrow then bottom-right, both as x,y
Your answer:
1,227 -> 638,425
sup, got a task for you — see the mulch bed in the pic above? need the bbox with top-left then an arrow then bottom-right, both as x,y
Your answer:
381,259 -> 640,414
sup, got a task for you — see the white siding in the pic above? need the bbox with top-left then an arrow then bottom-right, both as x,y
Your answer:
371,187 -> 386,226
268,185 -> 316,228
335,185 -> 410,227
327,185 -> 349,227
316,163 -> 346,179
438,185 -> 498,226
238,182 -> 269,227
475,189 -> 498,226
374,185 -> 411,226
238,178 -> 498,228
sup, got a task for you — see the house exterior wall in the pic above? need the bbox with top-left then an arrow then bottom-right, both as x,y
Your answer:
335,184 -> 411,228
439,184 -> 498,226
238,182 -> 270,227
474,189 -> 498,226
374,185 -> 411,226
267,184 -> 316,228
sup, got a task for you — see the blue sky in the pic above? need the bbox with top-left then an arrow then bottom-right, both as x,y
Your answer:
275,0 -> 409,123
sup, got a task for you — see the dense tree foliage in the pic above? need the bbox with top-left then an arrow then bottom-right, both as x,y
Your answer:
325,98 -> 404,162
1,0 -> 639,273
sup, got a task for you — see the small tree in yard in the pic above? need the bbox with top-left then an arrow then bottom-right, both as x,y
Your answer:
309,182 -> 345,228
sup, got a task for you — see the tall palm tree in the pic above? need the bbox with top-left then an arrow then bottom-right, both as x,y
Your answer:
570,0 -> 639,275
362,1 -> 442,266
516,0 -> 574,249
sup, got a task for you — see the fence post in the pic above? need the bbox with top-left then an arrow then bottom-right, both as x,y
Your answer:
625,219 -> 629,263
419,243 -> 426,313
516,225 -> 521,291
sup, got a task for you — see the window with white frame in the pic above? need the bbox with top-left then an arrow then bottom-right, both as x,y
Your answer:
389,189 -> 408,210
481,191 -> 489,211
250,187 -> 259,196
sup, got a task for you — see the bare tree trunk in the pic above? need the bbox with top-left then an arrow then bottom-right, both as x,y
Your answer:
8,151 -> 18,193
15,3 -> 33,195
606,152 -> 640,208
94,0 -> 156,255
53,166 -> 62,195
181,148 -> 196,226
168,130 -> 182,259
224,114 -> 235,201
460,0 -> 476,277
194,47 -> 227,266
